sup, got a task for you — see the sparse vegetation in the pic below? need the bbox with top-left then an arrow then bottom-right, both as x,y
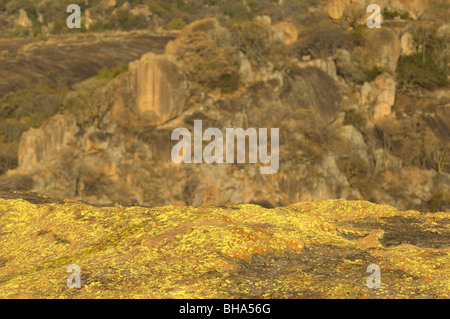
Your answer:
110,8 -> 148,31
167,19 -> 241,93
376,118 -> 448,173
344,109 -> 366,130
294,23 -> 349,59
382,8 -> 412,20
61,78 -> 107,128
166,17 -> 186,30
0,85 -> 67,174
397,53 -> 448,92
96,63 -> 129,80
364,66 -> 386,83
427,190 -> 449,212
230,21 -> 272,67
397,24 -> 449,93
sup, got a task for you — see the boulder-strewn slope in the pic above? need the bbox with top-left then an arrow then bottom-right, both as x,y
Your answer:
0,193 -> 448,299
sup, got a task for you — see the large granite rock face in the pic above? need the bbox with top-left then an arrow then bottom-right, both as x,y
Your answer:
130,53 -> 187,126
0,16 -> 447,214
17,115 -> 79,172
280,66 -> 342,123
0,196 -> 448,299
361,73 -> 396,122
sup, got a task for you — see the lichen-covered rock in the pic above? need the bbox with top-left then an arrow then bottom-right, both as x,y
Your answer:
0,195 -> 448,299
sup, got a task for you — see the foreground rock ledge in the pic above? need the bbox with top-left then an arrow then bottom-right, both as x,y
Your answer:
0,193 -> 448,299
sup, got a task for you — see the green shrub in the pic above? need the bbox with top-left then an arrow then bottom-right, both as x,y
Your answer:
0,141 -> 18,175
427,190 -> 449,212
217,73 -> 240,94
0,85 -> 67,175
167,20 -> 240,92
9,25 -> 29,38
166,17 -> 186,30
364,66 -> 386,83
89,19 -> 113,32
230,21 -> 271,67
344,109 -> 366,130
337,155 -> 370,185
52,18 -> 68,33
62,78 -> 106,127
0,86 -> 64,127
96,63 -> 129,80
110,8 -> 148,30
396,53 -> 448,91
349,25 -> 367,47
294,23 -> 349,59
32,26 -> 42,37
376,117 -> 446,171
220,0 -> 255,21
382,8 -> 412,20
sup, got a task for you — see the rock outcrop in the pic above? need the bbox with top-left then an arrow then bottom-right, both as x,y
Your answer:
0,32 -> 175,99
361,73 -> 396,121
354,28 -> 401,73
16,9 -> 32,28
0,14 -> 448,214
0,196 -> 448,299
130,53 -> 187,125
17,115 -> 79,172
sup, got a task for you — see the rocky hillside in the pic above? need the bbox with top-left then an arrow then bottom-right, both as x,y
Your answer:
0,0 -> 449,213
0,31 -> 175,98
0,194 -> 448,298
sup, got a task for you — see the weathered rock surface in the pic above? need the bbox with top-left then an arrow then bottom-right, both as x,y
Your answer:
16,9 -> 32,28
0,31 -> 175,98
17,115 -> 79,172
0,195 -> 447,299
130,53 -> 187,125
361,73 -> 396,121
354,28 -> 401,73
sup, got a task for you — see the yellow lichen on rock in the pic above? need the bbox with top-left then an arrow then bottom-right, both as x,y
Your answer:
0,197 -> 448,299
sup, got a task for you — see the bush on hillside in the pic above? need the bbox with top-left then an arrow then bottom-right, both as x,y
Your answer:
0,86 -> 66,175
397,25 -> 449,93
294,23 -> 349,59
230,21 -> 272,67
167,21 -> 241,93
382,8 -> 412,20
396,53 -> 448,92
109,8 -> 148,30
166,17 -> 186,30
96,63 -> 129,80
376,117 -> 449,172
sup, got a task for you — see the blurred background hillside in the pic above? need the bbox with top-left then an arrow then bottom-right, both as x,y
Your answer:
0,0 -> 449,212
